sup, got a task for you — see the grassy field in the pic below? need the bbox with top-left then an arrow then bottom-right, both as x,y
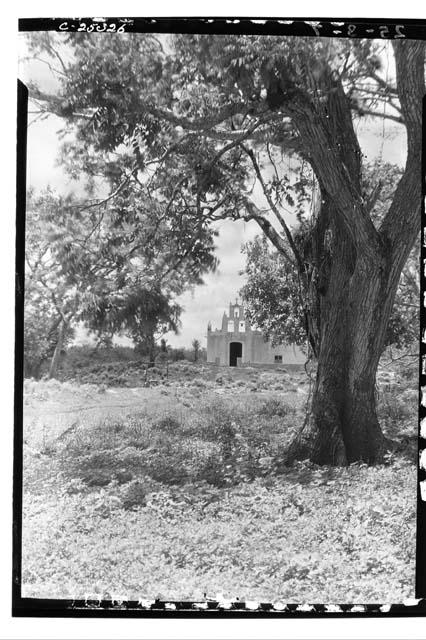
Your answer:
21,362 -> 417,603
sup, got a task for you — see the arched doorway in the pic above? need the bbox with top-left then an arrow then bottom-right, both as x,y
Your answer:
229,342 -> 242,367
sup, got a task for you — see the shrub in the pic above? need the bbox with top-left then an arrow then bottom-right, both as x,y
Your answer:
121,480 -> 148,510
143,451 -> 190,484
81,469 -> 113,487
115,469 -> 133,484
155,352 -> 168,365
154,415 -> 181,434
191,379 -> 207,388
378,388 -> 416,439
257,398 -> 296,418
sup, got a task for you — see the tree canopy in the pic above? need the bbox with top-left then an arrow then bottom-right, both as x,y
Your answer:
25,180 -> 217,374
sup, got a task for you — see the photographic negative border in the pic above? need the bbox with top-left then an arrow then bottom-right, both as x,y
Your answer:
14,15 -> 426,617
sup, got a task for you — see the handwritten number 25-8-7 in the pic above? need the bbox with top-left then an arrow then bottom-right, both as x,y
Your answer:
348,24 -> 405,38
311,23 -> 405,38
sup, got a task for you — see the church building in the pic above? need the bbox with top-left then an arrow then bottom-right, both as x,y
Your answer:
207,301 -> 305,367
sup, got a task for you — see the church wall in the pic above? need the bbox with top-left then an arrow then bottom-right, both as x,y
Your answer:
207,329 -> 305,366
206,331 -> 228,364
251,336 -> 305,364
207,331 -> 246,365
207,301 -> 306,366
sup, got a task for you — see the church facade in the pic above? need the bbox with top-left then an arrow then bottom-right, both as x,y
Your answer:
207,301 -> 305,367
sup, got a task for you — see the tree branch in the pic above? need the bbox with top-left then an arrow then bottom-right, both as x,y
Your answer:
72,171 -> 134,215
28,86 -> 93,120
368,70 -> 398,97
148,102 -> 263,132
352,106 -> 403,124
380,41 -> 424,254
365,180 -> 383,215
243,200 -> 296,266
241,144 -> 304,273
279,90 -> 383,256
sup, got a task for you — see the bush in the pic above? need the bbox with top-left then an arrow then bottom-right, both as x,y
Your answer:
378,388 -> 416,439
121,480 -> 147,510
191,378 -> 207,388
143,450 -> 190,484
154,416 -> 181,434
257,398 -> 296,418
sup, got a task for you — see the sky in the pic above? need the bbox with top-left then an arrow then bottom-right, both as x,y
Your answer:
18,35 -> 406,349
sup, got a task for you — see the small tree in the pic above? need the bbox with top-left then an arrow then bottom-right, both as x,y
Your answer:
88,285 -> 180,365
192,339 -> 201,362
24,299 -> 74,378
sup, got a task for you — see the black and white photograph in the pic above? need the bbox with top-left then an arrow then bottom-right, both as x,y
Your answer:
14,17 -> 426,614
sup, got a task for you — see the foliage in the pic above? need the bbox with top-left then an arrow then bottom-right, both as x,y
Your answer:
241,230 -> 418,351
191,339 -> 201,362
64,344 -> 136,367
169,348 -> 186,362
25,34 -> 417,251
25,177 -> 217,376
386,248 -> 419,349
101,287 -> 181,359
240,235 -> 306,347
24,298 -> 74,378
24,188 -> 77,376
52,345 -> 209,385
169,346 -> 206,362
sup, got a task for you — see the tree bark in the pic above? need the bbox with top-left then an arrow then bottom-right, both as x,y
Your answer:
145,332 -> 157,367
310,265 -> 388,464
285,207 -> 413,465
285,273 -> 389,464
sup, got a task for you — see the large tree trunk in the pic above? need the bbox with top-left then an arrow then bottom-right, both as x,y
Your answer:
285,202 -> 402,465
285,260 -> 394,465
308,262 -> 389,465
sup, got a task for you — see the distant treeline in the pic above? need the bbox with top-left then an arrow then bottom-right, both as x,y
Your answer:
29,343 -> 207,380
